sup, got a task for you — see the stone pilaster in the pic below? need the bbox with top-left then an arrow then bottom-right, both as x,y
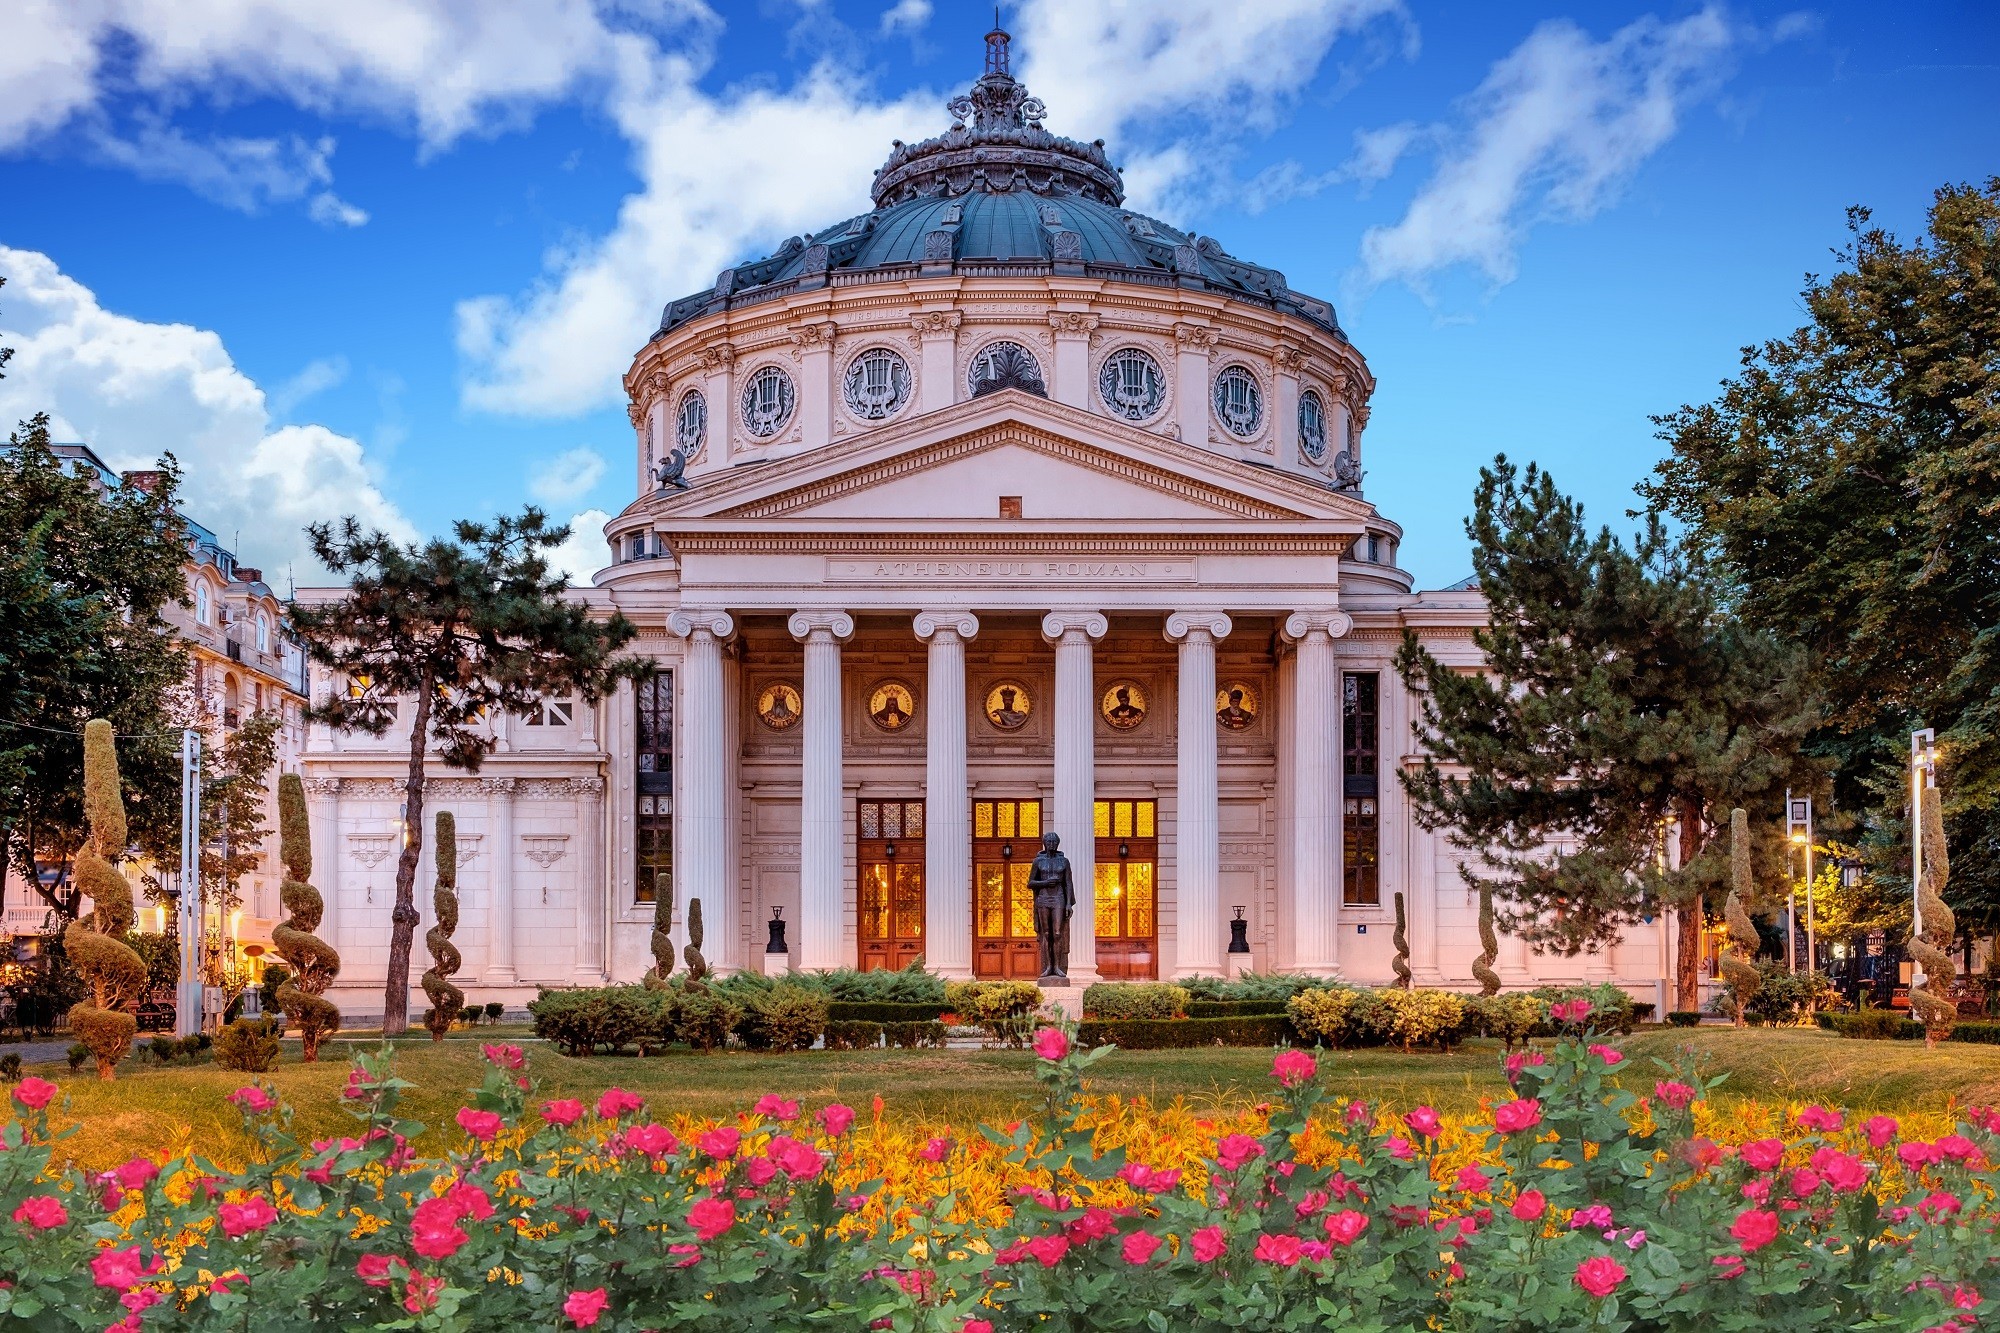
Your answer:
572,775 -> 607,985
1173,322 -> 1217,445
1047,312 -> 1099,409
791,323 -> 837,449
1042,610 -> 1108,981
480,777 -> 518,984
1283,609 -> 1353,974
912,312 -> 962,413
789,609 -> 855,969
915,609 -> 979,978
301,777 -> 342,952
1165,611 -> 1232,977
668,609 -> 736,962
719,646 -> 744,973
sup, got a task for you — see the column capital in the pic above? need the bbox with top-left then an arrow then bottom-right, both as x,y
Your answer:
477,776 -> 517,796
910,310 -> 962,338
1048,311 -> 1100,336
913,609 -> 980,642
667,608 -> 736,640
788,609 -> 856,642
1040,610 -> 1108,644
1281,609 -> 1354,642
1164,611 -> 1233,644
301,777 -> 342,798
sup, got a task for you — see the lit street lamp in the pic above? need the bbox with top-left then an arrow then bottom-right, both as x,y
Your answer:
1786,791 -> 1813,974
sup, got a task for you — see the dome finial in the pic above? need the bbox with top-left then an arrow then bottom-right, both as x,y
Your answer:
985,11 -> 1010,76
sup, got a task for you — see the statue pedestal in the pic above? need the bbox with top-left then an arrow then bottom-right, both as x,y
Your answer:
1038,984 -> 1086,1020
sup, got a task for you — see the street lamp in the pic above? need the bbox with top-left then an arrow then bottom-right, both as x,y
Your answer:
1911,729 -> 1937,994
1785,791 -> 1814,974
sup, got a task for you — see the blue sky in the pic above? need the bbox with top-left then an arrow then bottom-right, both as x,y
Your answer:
0,0 -> 1994,590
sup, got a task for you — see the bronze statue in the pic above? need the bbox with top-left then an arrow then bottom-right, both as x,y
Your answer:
1027,830 -> 1075,981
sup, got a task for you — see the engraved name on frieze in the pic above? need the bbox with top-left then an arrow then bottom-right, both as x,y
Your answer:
826,557 -> 1196,583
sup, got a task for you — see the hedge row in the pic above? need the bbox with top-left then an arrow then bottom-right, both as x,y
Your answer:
824,1001 -> 949,1024
1076,1015 -> 1295,1050
1816,1012 -> 2000,1044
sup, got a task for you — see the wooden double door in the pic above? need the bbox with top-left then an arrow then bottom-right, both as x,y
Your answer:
858,799 -> 926,972
1094,799 -> 1158,981
968,797 -> 1159,980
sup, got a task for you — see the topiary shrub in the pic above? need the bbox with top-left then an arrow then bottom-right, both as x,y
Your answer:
1081,982 -> 1190,1020
213,1016 -> 282,1072
1667,1010 -> 1702,1028
1181,971 -> 1341,1003
272,773 -> 341,1061
1909,793 -> 1957,1044
64,719 -> 146,1080
1471,881 -> 1502,996
1391,892 -> 1413,990
683,897 -> 711,982
644,880 -> 675,991
740,982 -> 829,1053
485,1001 -> 505,1022
258,964 -> 290,1018
823,1020 -> 883,1050
1719,807 -> 1762,1028
422,810 -> 465,1041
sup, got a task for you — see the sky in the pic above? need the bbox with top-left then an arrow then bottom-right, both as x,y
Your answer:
0,0 -> 1994,591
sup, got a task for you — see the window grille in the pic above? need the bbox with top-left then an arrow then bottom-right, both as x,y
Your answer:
1298,389 -> 1328,461
676,390 -> 706,452
842,347 -> 913,420
741,366 -> 796,437
1212,364 -> 1264,438
1097,348 -> 1166,421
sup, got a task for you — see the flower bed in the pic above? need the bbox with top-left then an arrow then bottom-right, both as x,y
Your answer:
3,1025 -> 1996,1330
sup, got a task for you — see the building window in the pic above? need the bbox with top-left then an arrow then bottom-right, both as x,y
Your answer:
635,672 -> 673,903
1343,672 -> 1380,906
676,389 -> 707,453
741,365 -> 797,438
256,611 -> 271,653
194,581 -> 211,625
523,697 -> 575,727
1212,364 -> 1264,438
968,340 -> 1046,397
1098,347 -> 1166,421
842,347 -> 913,421
1298,388 -> 1328,462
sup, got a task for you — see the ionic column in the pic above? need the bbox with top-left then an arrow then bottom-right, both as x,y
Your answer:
668,609 -> 736,959
1042,610 -> 1108,981
718,646 -> 744,973
1166,611 -> 1232,977
1047,312 -> 1099,409
572,776 -> 606,985
1273,642 -> 1296,970
1284,609 -> 1353,974
302,777 -> 342,953
789,609 -> 855,970
915,610 -> 979,978
481,777 -> 518,984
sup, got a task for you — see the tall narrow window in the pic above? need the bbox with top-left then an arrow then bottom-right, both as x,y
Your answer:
635,672 -> 673,903
1343,672 -> 1380,906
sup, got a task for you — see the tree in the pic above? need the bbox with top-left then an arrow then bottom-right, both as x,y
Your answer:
1645,180 -> 2000,926
64,720 -> 146,1079
1909,792 -> 1957,1045
1720,808 -> 1761,1027
422,810 -> 464,1041
290,511 -> 638,1034
1396,458 -> 1818,1012
272,773 -> 340,1061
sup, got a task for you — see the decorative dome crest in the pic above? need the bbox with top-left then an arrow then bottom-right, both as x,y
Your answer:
870,23 -> 1124,208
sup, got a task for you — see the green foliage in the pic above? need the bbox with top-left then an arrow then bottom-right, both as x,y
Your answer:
1076,1015 -> 1294,1050
528,986 -> 665,1057
65,1042 -> 88,1070
1285,987 -> 1375,1047
645,874 -> 675,990
1527,984 -> 1641,1035
288,508 -> 641,1034
1465,993 -> 1544,1048
126,931 -> 179,997
823,1000 -> 949,1023
0,1052 -> 19,1082
1471,882 -> 1501,996
683,897 -> 709,981
272,773 -> 340,1061
672,983 -> 743,1054
1742,963 -> 1844,1026
1375,987 -> 1466,1051
65,718 -> 144,1079
1396,458 -> 1815,968
195,710 -> 282,914
212,1016 -> 283,1072
738,982 -> 828,1053
805,962 -> 948,1004
882,1019 -> 948,1049
1720,807 -> 1764,1026
1667,1010 -> 1703,1027
1391,891 -> 1412,989
257,964 -> 290,1017
484,1001 -> 505,1021
1177,971 -> 1335,1003
1081,982 -> 1190,1020
944,980 -> 1042,1045
822,1020 -> 882,1050
1185,999 -> 1289,1018
422,810 -> 465,1041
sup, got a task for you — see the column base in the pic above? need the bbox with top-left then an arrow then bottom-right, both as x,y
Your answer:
482,967 -> 518,986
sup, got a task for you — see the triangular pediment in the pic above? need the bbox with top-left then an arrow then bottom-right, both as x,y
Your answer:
645,391 -> 1372,528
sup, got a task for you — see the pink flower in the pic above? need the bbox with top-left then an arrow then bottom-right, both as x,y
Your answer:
404,1272 -> 444,1315
1919,1190 -> 1962,1221
1570,1204 -> 1614,1231
481,1043 -> 525,1070
1713,1253 -> 1746,1280
1504,1050 -> 1547,1085
1740,1139 -> 1785,1172
1730,1208 -> 1780,1253
1588,1044 -> 1624,1066
917,1136 -> 953,1163
1271,1050 -> 1317,1087
1324,1209 -> 1369,1245
455,1107 -> 504,1142
1900,1141 -> 1944,1169
596,1088 -> 644,1120
1216,1134 -> 1265,1172
1191,1226 -> 1228,1262
1345,1099 -> 1373,1127
1655,1080 -> 1698,1110
752,1094 -> 800,1121
1937,1134 -> 1980,1163
541,1099 -> 584,1127
1121,1230 -> 1163,1265
563,1288 -> 609,1327
688,1196 -> 737,1242
628,1123 -> 678,1159
113,1159 -> 160,1192
745,1158 -> 779,1187
768,1136 -> 825,1181
963,1322 -> 994,1333
1119,1163 -> 1181,1193
1025,1234 -> 1071,1268
10,1077 -> 58,1111
1812,1148 -> 1868,1194
1797,1105 -> 1844,1133
219,1196 -> 278,1239
91,1247 -> 148,1290
1386,1136 -> 1414,1160
356,1254 -> 396,1288
1032,1027 -> 1070,1062
699,1126 -> 741,1159
410,1197 -> 470,1261
447,1184 -> 492,1221
1064,1208 -> 1118,1244
226,1086 -> 276,1114
12,1196 -> 66,1230
1404,1106 -> 1442,1138
1493,1098 -> 1543,1135
1512,1190 -> 1547,1222
1574,1256 -> 1627,1298
1455,1165 -> 1492,1193
1788,1167 -> 1823,1198
818,1103 -> 855,1136
1864,1115 -> 1900,1148
1255,1233 -> 1304,1267
1551,999 -> 1593,1024
209,1271 -> 246,1296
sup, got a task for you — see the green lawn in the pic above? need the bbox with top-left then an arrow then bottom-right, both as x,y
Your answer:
17,1027 -> 2000,1173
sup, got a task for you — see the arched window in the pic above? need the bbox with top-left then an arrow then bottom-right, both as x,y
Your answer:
676,389 -> 706,453
194,581 -> 211,625
256,611 -> 271,653
1298,389 -> 1328,462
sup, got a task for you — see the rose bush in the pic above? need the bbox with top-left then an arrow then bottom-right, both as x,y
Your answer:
1,1026 -> 1996,1330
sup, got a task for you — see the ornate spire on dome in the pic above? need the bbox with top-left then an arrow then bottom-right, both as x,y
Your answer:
870,22 -> 1123,208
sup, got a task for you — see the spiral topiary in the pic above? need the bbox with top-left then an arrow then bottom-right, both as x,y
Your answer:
1908,793 -> 1957,1044
1391,891 -> 1412,990
1471,881 -> 1502,996
422,810 -> 465,1041
644,877 -> 675,992
272,772 -> 341,1061
1719,807 -> 1762,1028
683,897 -> 710,982
64,719 -> 146,1080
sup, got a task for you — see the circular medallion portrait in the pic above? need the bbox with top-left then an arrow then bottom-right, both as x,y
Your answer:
867,679 -> 918,733
1216,681 -> 1259,731
1100,680 -> 1149,731
756,682 -> 803,731
983,681 -> 1032,731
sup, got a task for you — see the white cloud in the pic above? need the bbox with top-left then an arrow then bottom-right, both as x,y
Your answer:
1342,120 -> 1422,186
879,0 -> 931,35
0,246 -> 413,579
308,192 -> 371,228
1358,8 -> 1737,291
529,446 -> 608,505
269,355 -> 350,418
81,122 -> 367,221
546,508 -> 613,586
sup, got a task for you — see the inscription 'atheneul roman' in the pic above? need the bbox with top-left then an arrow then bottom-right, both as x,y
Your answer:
829,559 -> 1192,580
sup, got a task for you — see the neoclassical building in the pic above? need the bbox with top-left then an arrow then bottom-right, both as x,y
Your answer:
301,30 -> 1671,1015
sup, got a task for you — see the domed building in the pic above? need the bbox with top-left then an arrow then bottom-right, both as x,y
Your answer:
301,28 -> 1669,1012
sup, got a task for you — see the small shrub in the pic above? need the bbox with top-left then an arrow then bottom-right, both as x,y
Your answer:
66,1043 -> 89,1071
1818,1011 -> 1922,1040
0,1053 -> 20,1083
741,983 -> 829,1053
822,1020 -> 883,1050
529,987 -> 662,1056
1077,1016 -> 1294,1050
1531,984 -> 1638,1034
673,985 -> 743,1054
825,1000 -> 949,1023
1181,971 -> 1339,1003
1376,988 -> 1468,1051
146,1035 -> 180,1064
1466,993 -> 1544,1048
1667,1010 -> 1702,1028
1082,982 -> 1191,1020
213,1016 -> 283,1073
883,1020 -> 949,1049
1186,999 -> 1289,1019
1286,987 -> 1371,1047
185,1033 -> 210,1057
944,980 -> 1042,1046
257,964 -> 290,1016
1743,964 -> 1843,1026
485,1001 -> 506,1022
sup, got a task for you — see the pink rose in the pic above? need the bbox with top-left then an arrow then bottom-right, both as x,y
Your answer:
12,1196 -> 66,1230
10,1077 -> 58,1111
1191,1225 -> 1228,1262
1713,1253 -> 1746,1280
90,1247 -> 149,1290
1511,1189 -> 1546,1222
1899,1140 -> 1944,1169
1937,1134 -> 1980,1163
356,1254 -> 396,1287
1588,1043 -> 1624,1066
818,1103 -> 855,1136
1551,999 -> 1593,1024
410,1197 -> 470,1261
1254,1233 -> 1303,1267
628,1123 -> 678,1159
1386,1137 -> 1414,1160
1121,1230 -> 1162,1265
699,1126 -> 741,1159
563,1288 -> 609,1328
745,1158 -> 778,1186
219,1196 -> 278,1239
455,1107 -> 504,1142
1025,1234 -> 1071,1268
767,1136 -> 825,1181
1575,1256 -> 1627,1297
1271,1049 -> 1317,1087
964,1322 -> 994,1333
1797,1105 -> 1843,1133
688,1196 -> 737,1242
541,1099 -> 584,1127
1404,1106 -> 1442,1138
113,1158 -> 160,1192
596,1088 -> 644,1120
752,1094 -> 800,1121
917,1136 -> 952,1164
1216,1134 -> 1265,1172
1493,1098 -> 1542,1135
226,1086 -> 276,1114
1324,1209 -> 1369,1245
481,1043 -> 525,1071
1863,1115 -> 1900,1148
1032,1027 -> 1069,1062
1654,1080 -> 1697,1110
1570,1203 -> 1613,1230
1740,1139 -> 1785,1172
1730,1208 -> 1780,1253
1811,1147 -> 1868,1194
1455,1165 -> 1492,1192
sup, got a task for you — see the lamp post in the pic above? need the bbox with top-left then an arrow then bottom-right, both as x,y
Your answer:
1786,792 -> 1813,974
175,728 -> 203,1039
1911,728 -> 1937,994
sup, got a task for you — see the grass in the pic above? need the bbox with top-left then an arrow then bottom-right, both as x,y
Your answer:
17,1026 -> 2000,1173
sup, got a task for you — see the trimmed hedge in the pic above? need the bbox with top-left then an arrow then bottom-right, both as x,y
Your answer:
825,1000 -> 948,1024
1817,1011 -> 2000,1044
1082,982 -> 1191,1020
1077,1015 -> 1294,1050
822,1020 -> 882,1050
883,1019 -> 949,1049
1186,999 -> 1290,1019
1667,1011 -> 1702,1027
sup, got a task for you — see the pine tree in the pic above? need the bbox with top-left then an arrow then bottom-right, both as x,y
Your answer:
422,810 -> 464,1041
289,511 -> 638,1034
1397,458 -> 1816,1012
64,720 -> 146,1079
272,773 -> 341,1061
